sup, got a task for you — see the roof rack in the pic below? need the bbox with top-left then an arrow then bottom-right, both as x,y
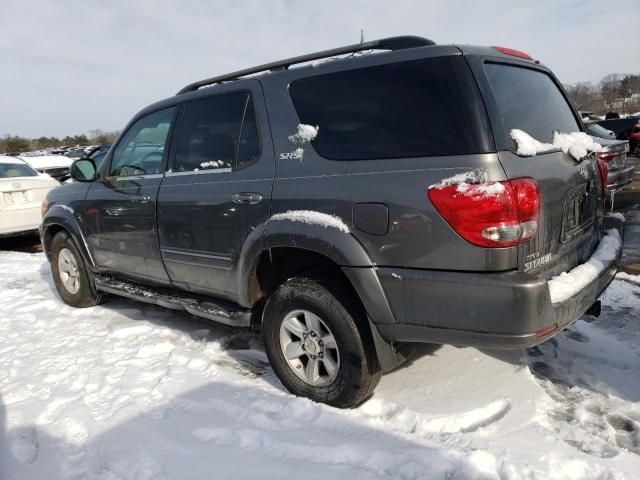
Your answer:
176,35 -> 436,95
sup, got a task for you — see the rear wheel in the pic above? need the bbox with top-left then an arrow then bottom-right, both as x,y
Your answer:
262,276 -> 381,408
50,231 -> 104,308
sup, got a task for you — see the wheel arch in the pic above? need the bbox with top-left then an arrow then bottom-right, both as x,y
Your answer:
42,207 -> 95,270
237,220 -> 399,353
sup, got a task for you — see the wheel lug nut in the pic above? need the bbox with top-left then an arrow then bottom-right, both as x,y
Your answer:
310,331 -> 316,337
318,340 -> 323,346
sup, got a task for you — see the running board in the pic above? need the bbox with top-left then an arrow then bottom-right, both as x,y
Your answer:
94,277 -> 251,328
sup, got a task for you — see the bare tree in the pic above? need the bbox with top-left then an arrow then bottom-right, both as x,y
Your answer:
565,82 -> 596,111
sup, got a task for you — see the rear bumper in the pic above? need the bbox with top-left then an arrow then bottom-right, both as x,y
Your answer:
374,217 -> 624,350
607,165 -> 634,192
0,207 -> 42,236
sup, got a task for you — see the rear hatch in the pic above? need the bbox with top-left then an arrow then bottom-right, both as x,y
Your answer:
477,59 -> 603,278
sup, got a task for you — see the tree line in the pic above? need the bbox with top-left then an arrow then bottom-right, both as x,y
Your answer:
565,73 -> 640,114
0,129 -> 120,154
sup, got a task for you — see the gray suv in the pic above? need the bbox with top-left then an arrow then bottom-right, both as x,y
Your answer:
41,36 -> 623,408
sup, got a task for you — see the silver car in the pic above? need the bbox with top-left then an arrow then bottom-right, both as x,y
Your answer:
592,136 -> 633,193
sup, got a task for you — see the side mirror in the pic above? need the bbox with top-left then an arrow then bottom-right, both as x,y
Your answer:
70,159 -> 96,182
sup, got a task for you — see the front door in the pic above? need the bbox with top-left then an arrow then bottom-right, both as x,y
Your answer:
83,106 -> 176,284
157,84 -> 273,301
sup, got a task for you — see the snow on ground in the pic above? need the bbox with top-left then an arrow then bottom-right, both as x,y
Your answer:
1,252 -> 639,479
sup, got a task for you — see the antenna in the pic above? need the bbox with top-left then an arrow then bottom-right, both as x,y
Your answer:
360,29 -> 365,44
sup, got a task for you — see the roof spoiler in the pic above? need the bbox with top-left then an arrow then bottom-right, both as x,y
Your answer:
176,35 -> 436,95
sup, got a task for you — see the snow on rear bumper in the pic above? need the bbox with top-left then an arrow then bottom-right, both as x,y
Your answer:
374,216 -> 624,350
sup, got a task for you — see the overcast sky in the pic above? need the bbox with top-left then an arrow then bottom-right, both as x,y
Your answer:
1,0 -> 638,138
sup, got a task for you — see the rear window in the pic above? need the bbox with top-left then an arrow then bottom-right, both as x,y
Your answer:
485,63 -> 580,144
289,56 -> 493,160
0,162 -> 38,178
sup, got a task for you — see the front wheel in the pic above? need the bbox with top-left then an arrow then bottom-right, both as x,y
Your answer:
262,276 -> 381,408
50,231 -> 104,308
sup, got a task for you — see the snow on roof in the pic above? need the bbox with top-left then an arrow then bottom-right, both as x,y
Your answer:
269,210 -> 350,233
548,229 -> 621,304
510,129 -> 602,161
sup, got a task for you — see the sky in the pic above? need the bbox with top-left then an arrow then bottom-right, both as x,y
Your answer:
1,0 -> 638,138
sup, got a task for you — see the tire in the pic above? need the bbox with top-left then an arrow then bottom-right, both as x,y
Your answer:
262,276 -> 382,408
50,231 -> 104,308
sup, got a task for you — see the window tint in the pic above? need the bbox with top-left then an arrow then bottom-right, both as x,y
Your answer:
110,107 -> 175,177
289,56 -> 493,160
485,63 -> 580,144
174,93 -> 259,172
0,162 -> 38,178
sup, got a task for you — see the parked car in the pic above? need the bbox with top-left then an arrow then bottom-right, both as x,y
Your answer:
81,144 -> 112,169
41,36 -> 623,408
0,156 -> 60,237
629,118 -> 640,155
583,120 -> 616,139
595,137 -> 633,194
19,154 -> 73,182
596,116 -> 640,154
65,147 -> 87,159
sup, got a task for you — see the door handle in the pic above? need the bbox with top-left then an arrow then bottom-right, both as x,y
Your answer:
232,192 -> 262,205
130,194 -> 151,204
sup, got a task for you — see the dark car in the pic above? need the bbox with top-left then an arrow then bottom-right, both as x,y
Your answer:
596,116 -> 640,154
81,144 -> 112,169
40,36 -> 623,408
584,120 -> 615,140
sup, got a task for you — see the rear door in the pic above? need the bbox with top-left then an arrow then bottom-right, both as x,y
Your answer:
474,60 -> 602,277
157,83 -> 272,301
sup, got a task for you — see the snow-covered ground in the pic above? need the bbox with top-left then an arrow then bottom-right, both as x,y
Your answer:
0,252 -> 639,480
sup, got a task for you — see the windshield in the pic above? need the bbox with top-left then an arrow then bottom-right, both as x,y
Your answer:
0,162 -> 39,178
485,63 -> 580,144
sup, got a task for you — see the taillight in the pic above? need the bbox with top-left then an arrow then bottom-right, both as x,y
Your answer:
492,46 -> 533,60
596,158 -> 608,192
428,178 -> 540,248
598,152 -> 615,163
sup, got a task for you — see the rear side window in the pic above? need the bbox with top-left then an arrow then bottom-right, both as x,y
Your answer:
289,56 -> 493,160
173,93 -> 260,172
485,63 -> 580,144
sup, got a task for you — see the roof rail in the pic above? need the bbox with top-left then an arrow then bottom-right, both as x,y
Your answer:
176,35 -> 436,95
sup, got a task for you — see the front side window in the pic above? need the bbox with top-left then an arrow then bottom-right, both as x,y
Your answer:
173,93 -> 260,172
110,107 -> 175,177
289,56 -> 494,160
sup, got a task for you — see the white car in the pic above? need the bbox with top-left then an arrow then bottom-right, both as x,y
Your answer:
19,154 -> 74,182
0,156 -> 60,237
